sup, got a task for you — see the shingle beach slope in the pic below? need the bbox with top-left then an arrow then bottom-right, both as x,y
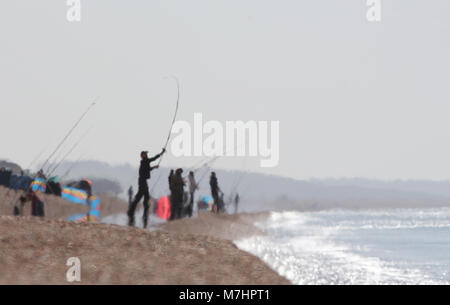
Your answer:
0,213 -> 290,284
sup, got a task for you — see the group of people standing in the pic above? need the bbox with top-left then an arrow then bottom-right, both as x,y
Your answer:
127,149 -> 232,228
168,168 -> 186,220
168,169 -> 225,219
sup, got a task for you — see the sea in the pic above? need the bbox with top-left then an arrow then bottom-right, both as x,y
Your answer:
234,208 -> 450,285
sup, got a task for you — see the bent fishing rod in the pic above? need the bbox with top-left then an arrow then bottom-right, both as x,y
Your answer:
130,76 -> 180,187
144,76 -> 180,195
157,76 -> 180,167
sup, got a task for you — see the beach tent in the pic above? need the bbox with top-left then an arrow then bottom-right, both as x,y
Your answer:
62,186 -> 88,204
66,178 -> 92,196
66,195 -> 101,223
62,185 -> 101,222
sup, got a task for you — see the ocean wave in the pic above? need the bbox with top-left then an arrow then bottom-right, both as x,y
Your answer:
234,209 -> 450,284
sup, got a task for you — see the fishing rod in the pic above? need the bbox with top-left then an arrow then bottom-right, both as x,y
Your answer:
227,170 -> 246,207
149,171 -> 163,197
186,156 -> 210,173
27,143 -> 51,173
191,145 -> 238,189
6,137 -> 55,203
148,157 -> 207,198
44,144 -> 71,176
149,155 -> 220,199
37,126 -> 93,197
194,143 -> 241,185
47,126 -> 93,178
195,155 -> 222,186
43,136 -> 75,174
128,76 -> 179,176
227,158 -> 247,203
35,98 -> 97,199
140,76 -> 180,196
40,97 -> 98,175
157,76 -> 180,167
8,98 -> 97,213
59,147 -> 93,183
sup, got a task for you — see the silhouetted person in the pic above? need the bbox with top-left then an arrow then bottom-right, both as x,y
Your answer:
128,185 -> 134,204
37,169 -> 46,180
210,172 -> 221,213
45,176 -> 62,196
168,169 -> 174,187
171,168 -> 185,220
14,195 -> 27,216
168,169 -> 175,220
0,167 -> 12,188
187,171 -> 198,217
219,192 -> 226,213
0,167 -> 6,187
28,190 -> 45,217
13,203 -> 20,216
128,149 -> 165,228
234,193 -> 240,214
75,179 -> 93,222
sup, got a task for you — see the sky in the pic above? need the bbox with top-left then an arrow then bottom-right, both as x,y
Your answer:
1,0 -> 450,181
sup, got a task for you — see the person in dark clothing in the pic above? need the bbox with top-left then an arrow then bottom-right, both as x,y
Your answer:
77,179 -> 92,197
168,170 -> 174,188
218,192 -> 225,213
187,171 -> 198,217
75,179 -> 93,222
182,191 -> 189,217
0,168 -> 12,188
14,195 -> 27,216
28,191 -> 45,217
168,169 -> 175,220
234,193 -> 240,214
45,177 -> 62,196
13,205 -> 20,216
37,169 -> 46,180
209,172 -> 221,213
127,185 -> 134,204
170,168 -> 185,220
128,149 -> 165,228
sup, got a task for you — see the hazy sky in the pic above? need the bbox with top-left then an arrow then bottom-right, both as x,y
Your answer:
1,1 -> 450,180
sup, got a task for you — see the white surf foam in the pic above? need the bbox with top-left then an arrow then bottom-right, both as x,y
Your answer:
234,210 -> 449,285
